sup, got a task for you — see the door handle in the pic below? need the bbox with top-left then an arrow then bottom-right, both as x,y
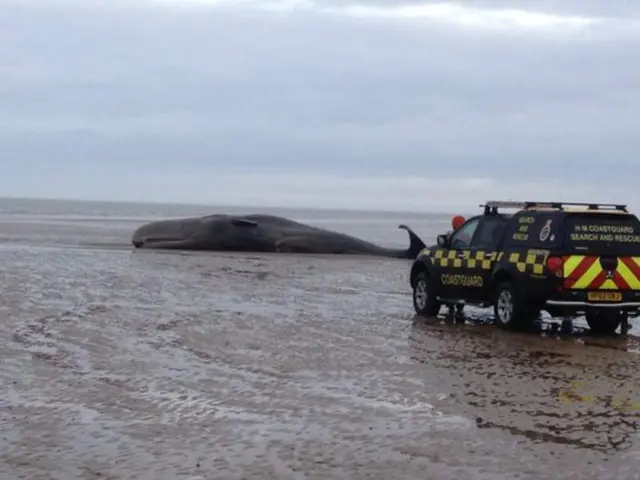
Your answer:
456,251 -> 467,257
465,251 -> 494,258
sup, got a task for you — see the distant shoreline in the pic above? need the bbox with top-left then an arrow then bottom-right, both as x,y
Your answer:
0,195 -> 468,217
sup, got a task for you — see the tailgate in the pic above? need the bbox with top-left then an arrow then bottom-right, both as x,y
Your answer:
563,212 -> 640,292
563,255 -> 640,290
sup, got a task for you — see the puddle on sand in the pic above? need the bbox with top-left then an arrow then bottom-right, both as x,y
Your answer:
408,314 -> 640,453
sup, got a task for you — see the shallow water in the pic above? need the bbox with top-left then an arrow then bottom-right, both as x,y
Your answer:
1,198 -> 639,479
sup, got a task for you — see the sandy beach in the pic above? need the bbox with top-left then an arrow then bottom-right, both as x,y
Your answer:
1,199 -> 639,479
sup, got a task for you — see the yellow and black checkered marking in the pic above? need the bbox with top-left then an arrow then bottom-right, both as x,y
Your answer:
423,249 -> 497,270
505,250 -> 548,275
421,248 -> 548,275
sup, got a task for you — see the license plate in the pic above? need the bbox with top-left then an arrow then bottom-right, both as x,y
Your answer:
587,291 -> 622,302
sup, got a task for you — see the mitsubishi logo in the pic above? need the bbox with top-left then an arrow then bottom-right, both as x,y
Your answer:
599,257 -> 618,274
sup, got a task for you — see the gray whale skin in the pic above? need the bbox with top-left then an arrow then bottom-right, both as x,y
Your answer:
131,213 -> 427,259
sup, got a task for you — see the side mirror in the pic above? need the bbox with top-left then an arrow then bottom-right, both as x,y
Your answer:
436,234 -> 449,248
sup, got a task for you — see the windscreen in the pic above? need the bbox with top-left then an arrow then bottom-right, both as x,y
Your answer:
565,213 -> 640,254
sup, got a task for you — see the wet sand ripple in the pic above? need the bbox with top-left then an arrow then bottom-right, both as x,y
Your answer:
1,245 -> 640,479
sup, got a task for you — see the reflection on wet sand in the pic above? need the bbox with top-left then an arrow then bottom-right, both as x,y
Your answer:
408,314 -> 640,453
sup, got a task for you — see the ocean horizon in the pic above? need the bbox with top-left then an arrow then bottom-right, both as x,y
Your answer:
0,195 -> 476,218
0,195 -> 456,250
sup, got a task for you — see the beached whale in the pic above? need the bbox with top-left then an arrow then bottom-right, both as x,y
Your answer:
131,213 -> 426,259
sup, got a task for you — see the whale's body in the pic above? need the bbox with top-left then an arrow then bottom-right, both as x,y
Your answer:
131,213 -> 426,259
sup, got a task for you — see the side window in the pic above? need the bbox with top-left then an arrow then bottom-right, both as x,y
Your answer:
450,218 -> 481,249
470,217 -> 507,249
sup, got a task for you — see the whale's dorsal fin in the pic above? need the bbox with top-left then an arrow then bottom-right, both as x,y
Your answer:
231,218 -> 258,227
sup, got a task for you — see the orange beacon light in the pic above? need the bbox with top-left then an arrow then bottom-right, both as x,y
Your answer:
452,215 -> 465,230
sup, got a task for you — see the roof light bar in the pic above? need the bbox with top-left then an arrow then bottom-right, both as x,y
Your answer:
481,200 -> 628,212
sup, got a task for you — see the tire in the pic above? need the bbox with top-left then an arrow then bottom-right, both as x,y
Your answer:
413,272 -> 442,317
493,281 -> 538,330
585,311 -> 625,335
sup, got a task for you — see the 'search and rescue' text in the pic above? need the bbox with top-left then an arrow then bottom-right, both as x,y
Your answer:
571,224 -> 640,243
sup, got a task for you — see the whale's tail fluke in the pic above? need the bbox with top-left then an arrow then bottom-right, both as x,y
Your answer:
398,224 -> 427,259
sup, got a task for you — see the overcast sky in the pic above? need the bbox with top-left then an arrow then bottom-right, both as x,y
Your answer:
2,0 -> 640,211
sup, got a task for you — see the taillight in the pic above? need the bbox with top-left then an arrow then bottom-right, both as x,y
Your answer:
546,256 -> 563,277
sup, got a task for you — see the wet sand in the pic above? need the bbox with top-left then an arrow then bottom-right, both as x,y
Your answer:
1,207 -> 640,479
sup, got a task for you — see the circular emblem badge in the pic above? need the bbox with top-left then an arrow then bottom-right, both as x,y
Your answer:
539,219 -> 552,242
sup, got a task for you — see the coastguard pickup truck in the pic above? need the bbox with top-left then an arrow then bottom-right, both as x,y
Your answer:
409,200 -> 640,334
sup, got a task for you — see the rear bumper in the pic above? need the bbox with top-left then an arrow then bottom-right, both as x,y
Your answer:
547,299 -> 640,308
544,289 -> 640,316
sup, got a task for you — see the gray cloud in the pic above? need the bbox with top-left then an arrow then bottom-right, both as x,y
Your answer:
311,0 -> 640,18
2,0 -> 640,209
451,0 -> 640,18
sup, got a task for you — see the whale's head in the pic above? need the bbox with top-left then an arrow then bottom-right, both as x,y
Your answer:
131,214 -> 275,251
131,217 -> 205,248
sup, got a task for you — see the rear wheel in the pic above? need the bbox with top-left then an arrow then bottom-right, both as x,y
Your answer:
493,281 -> 539,330
413,272 -> 442,317
585,311 -> 625,335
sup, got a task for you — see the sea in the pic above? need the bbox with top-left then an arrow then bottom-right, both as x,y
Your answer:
0,196 -> 453,251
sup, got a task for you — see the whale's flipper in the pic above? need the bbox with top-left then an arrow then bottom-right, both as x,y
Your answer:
398,224 -> 427,259
231,218 -> 258,227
